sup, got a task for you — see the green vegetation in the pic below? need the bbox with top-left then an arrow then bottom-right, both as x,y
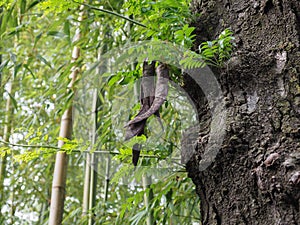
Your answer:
0,0 -> 234,224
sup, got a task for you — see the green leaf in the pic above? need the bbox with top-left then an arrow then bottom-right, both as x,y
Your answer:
57,137 -> 70,143
34,32 -> 43,47
6,90 -> 18,109
20,0 -> 26,15
13,63 -> 22,77
63,20 -> 71,44
9,52 -> 16,64
0,59 -> 9,72
107,75 -> 120,86
36,54 -> 52,68
0,147 -> 11,157
47,31 -> 66,38
23,64 -> 35,79
27,0 -> 40,11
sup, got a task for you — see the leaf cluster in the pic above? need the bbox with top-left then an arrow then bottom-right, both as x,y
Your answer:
199,28 -> 235,67
38,0 -> 84,14
122,0 -> 196,48
116,172 -> 200,225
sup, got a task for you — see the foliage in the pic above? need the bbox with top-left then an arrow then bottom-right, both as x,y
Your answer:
122,0 -> 195,48
39,0 -> 84,14
200,29 -> 235,66
0,0 -> 235,224
117,173 -> 200,225
180,28 -> 235,68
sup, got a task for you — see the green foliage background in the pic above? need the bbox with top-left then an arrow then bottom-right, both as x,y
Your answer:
0,0 -> 234,224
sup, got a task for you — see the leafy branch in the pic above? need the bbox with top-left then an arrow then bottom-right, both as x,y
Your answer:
72,0 -> 147,28
0,139 -> 165,160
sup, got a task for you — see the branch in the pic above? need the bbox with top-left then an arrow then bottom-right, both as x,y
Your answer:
0,140 -> 162,158
72,1 -> 147,28
0,139 -> 114,154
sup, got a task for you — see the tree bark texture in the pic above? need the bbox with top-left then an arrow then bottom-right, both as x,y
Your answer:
186,0 -> 300,224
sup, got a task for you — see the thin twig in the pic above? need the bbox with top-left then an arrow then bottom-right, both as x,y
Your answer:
72,1 -> 147,28
0,139 -> 113,154
0,140 -> 168,159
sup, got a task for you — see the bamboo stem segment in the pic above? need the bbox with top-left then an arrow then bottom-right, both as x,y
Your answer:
142,175 -> 154,225
48,6 -> 85,225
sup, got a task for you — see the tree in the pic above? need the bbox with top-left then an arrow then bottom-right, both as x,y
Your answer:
185,0 -> 300,224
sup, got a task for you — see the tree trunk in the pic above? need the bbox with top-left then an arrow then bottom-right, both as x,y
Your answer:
186,0 -> 300,224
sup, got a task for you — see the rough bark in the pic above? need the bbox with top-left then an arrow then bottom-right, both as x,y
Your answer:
185,0 -> 300,224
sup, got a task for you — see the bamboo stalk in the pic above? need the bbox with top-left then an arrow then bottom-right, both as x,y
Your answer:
48,6 -> 85,225
103,156 -> 110,202
0,80 -> 13,199
2,8 -> 23,221
101,45 -> 111,214
0,6 -> 2,92
10,165 -> 15,225
82,61 -> 101,217
88,153 -> 98,225
82,153 -> 91,217
48,108 -> 73,225
0,68 -> 15,223
142,175 -> 154,225
88,88 -> 100,225
86,44 -> 103,224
